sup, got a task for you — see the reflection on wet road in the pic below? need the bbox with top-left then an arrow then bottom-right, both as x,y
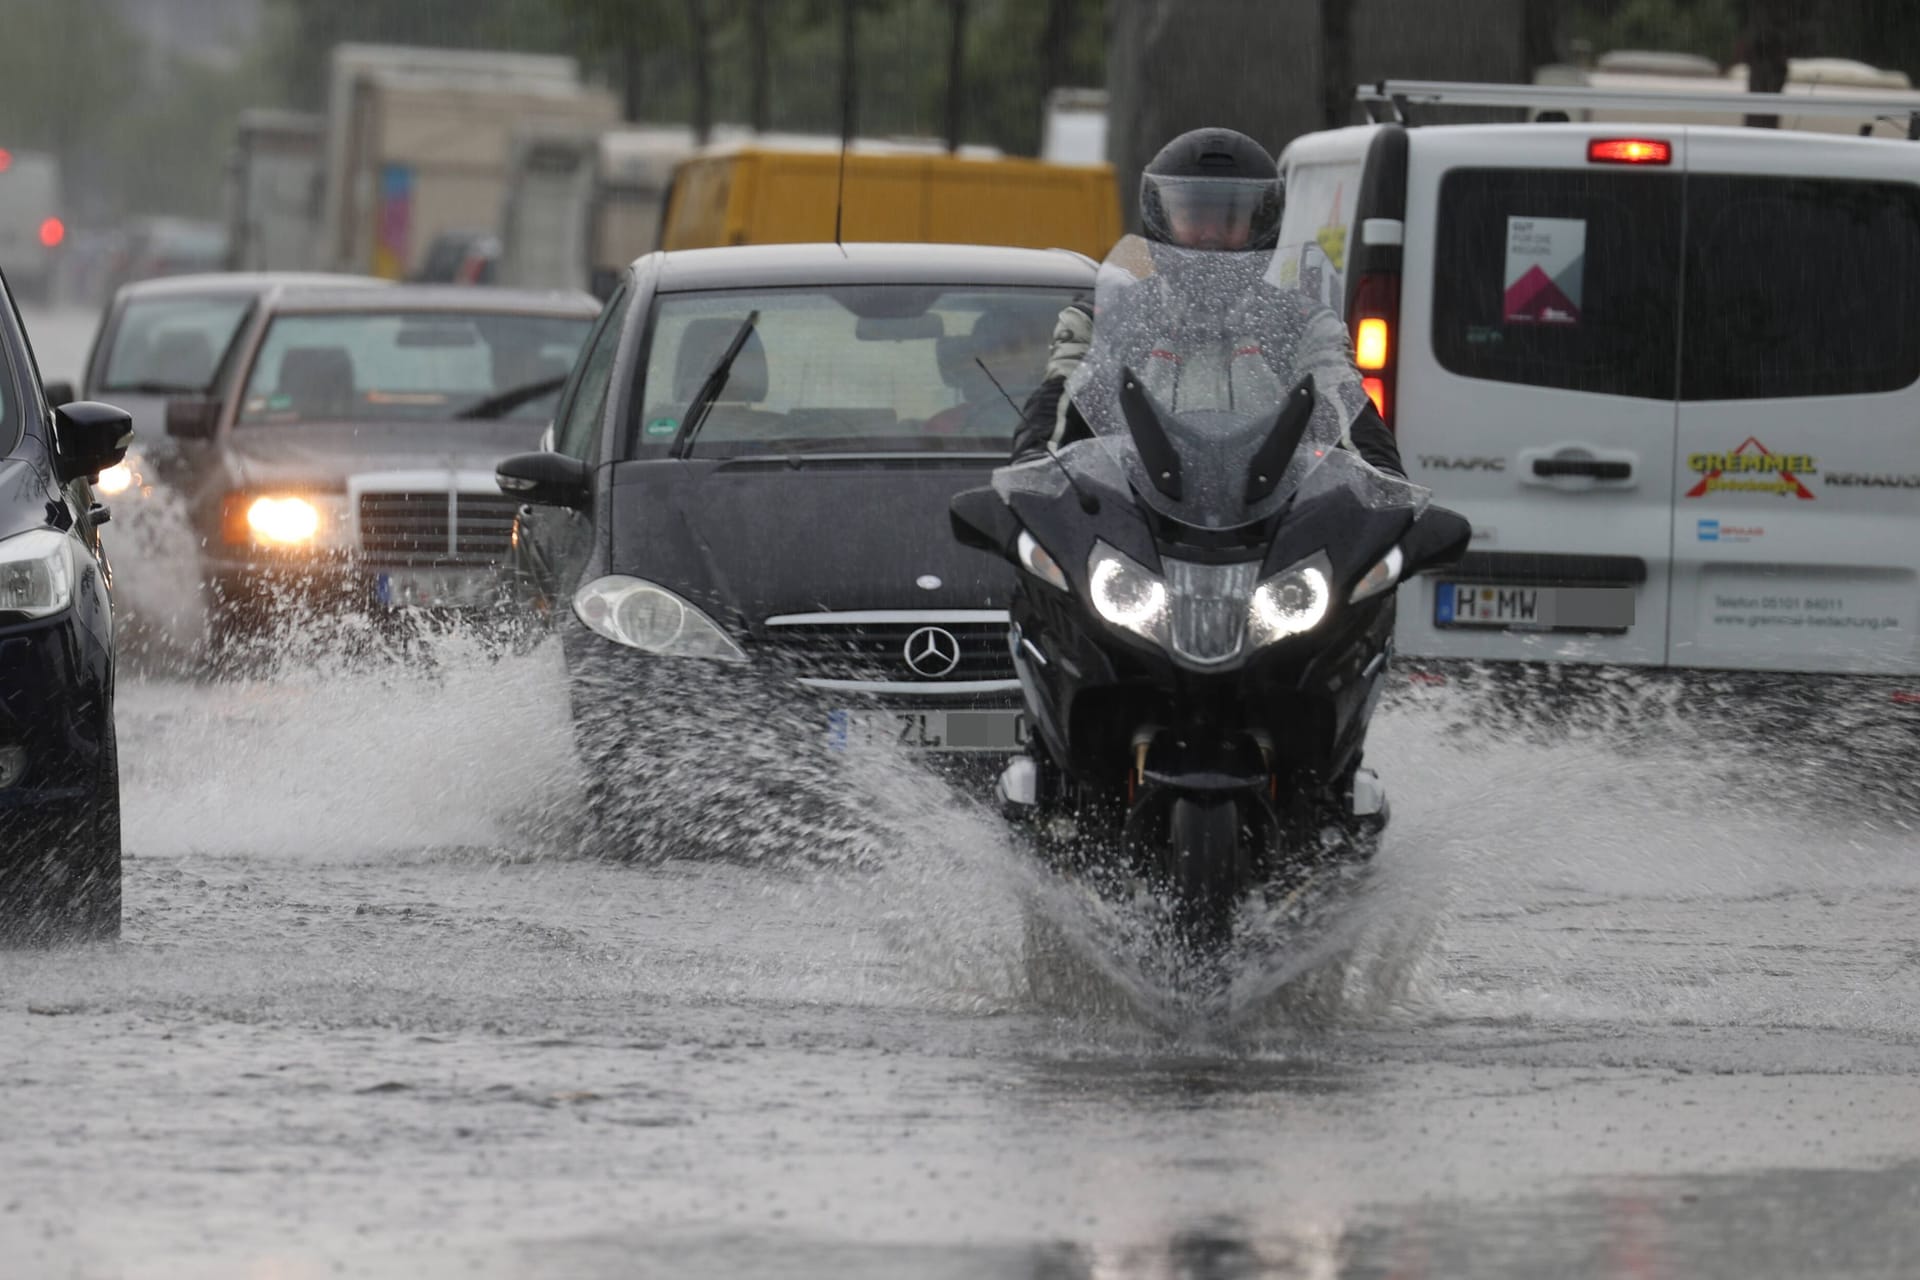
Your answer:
5,306 -> 1920,1278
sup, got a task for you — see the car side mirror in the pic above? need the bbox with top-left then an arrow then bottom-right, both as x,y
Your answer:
1401,504 -> 1473,577
52,401 -> 134,484
165,396 -> 219,440
497,451 -> 591,509
949,485 -> 1018,555
43,379 -> 75,408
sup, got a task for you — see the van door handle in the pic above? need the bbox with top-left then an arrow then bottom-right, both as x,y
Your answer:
1533,458 -> 1632,481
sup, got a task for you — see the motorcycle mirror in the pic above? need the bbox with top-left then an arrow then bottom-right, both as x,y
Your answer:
1117,368 -> 1184,502
950,486 -> 1019,555
1244,374 -> 1316,504
1401,504 -> 1473,576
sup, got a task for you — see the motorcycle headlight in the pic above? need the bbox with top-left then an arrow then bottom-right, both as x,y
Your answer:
0,528 -> 78,618
1349,546 -> 1404,604
1087,541 -> 1170,647
1247,552 -> 1332,647
1016,530 -> 1069,592
573,575 -> 746,662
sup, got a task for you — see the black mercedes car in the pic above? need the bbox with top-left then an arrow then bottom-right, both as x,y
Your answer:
0,280 -> 134,941
496,243 -> 1094,855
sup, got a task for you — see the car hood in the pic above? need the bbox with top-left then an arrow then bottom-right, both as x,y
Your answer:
225,421 -> 542,490
609,457 -> 1013,625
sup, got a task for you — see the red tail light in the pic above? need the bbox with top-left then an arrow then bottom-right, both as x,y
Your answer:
38,217 -> 64,249
1588,138 -> 1672,166
0,150 -> 12,174
1362,376 -> 1388,418
1348,272 -> 1401,432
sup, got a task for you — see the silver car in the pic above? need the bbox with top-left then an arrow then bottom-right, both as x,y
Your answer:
158,284 -> 600,638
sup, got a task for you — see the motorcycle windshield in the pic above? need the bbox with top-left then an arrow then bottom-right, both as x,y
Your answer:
1067,235 -> 1423,530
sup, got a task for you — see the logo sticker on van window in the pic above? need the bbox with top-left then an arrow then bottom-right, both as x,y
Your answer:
1503,217 -> 1585,325
1686,437 -> 1817,500
645,417 -> 679,437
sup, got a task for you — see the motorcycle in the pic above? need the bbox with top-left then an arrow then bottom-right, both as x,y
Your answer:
951,234 -> 1470,949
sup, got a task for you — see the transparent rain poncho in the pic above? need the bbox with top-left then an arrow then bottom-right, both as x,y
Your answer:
1066,235 -> 1428,530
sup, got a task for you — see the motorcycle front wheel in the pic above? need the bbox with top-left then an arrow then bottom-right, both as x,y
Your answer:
1166,795 -> 1245,950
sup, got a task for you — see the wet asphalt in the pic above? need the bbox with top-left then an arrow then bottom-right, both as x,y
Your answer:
4,306 -> 1918,1279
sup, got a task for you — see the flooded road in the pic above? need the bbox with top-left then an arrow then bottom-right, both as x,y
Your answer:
7,306 -> 1920,1278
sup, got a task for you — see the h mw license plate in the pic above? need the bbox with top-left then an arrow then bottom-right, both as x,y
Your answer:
827,709 -> 1027,753
1435,582 -> 1635,632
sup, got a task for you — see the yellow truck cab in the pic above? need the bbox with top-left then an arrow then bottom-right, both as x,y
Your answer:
659,140 -> 1120,260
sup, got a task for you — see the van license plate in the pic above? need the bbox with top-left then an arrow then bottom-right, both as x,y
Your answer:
1435,583 -> 1635,632
827,709 -> 1027,753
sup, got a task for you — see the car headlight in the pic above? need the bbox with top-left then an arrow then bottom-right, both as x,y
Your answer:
95,461 -> 135,496
1087,541 -> 1170,648
1247,552 -> 1332,646
1349,546 -> 1404,604
0,528 -> 78,618
1016,530 -> 1069,592
222,493 -> 352,551
573,575 -> 746,662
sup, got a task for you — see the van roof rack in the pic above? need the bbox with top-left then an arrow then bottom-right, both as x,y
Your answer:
1355,79 -> 1920,138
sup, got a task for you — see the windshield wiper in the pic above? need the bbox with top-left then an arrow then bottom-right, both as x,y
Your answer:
667,311 -> 760,458
455,375 -> 569,420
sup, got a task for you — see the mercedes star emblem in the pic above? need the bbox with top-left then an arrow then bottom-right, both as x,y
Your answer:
903,626 -> 962,678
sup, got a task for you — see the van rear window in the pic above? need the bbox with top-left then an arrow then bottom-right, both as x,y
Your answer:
1681,176 -> 1920,401
1431,169 -> 1682,399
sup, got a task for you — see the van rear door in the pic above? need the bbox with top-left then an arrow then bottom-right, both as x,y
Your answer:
1393,128 -> 1683,665
1668,133 -> 1920,675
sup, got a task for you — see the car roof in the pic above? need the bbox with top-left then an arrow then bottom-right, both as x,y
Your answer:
261,284 -> 602,316
113,271 -> 391,300
648,242 -> 1099,293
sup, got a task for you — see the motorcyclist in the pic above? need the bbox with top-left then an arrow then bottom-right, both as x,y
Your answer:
1010,127 -> 1405,480
999,127 -> 1397,838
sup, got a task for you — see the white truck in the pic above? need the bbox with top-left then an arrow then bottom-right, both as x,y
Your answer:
1041,88 -> 1109,164
497,124 -> 726,296
317,44 -> 618,279
223,110 -> 326,272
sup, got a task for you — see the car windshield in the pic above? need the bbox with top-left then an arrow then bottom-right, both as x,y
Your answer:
99,294 -> 252,394
633,284 -> 1076,457
236,310 -> 592,425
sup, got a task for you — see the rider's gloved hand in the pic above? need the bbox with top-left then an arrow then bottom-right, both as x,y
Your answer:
1044,299 -> 1095,384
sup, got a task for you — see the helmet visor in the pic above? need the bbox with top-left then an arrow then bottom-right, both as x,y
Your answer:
1142,174 -> 1280,250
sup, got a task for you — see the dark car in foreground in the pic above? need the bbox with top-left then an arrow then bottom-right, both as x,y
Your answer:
0,280 -> 133,941
496,243 -> 1094,854
158,285 -> 598,639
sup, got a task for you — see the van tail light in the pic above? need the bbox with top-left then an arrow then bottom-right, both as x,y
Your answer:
1348,272 -> 1401,432
1361,376 -> 1389,419
1588,138 -> 1671,165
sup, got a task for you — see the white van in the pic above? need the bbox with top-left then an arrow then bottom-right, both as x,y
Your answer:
1277,82 -> 1920,677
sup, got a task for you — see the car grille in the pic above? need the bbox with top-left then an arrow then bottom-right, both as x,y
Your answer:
357,491 -> 520,568
760,618 -> 1015,684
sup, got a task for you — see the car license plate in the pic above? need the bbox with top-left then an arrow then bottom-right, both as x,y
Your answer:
1434,582 -> 1635,632
374,568 -> 500,610
827,709 -> 1027,753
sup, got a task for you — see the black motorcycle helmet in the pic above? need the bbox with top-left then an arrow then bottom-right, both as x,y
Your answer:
1139,128 -> 1283,251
